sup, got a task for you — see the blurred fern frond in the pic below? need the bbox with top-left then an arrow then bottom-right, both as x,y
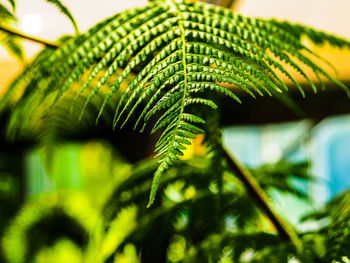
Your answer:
1,0 -> 350,207
99,156 -> 312,262
44,0 -> 79,34
323,190 -> 350,261
0,3 -> 14,19
4,0 -> 16,11
0,2 -> 24,61
1,192 -> 98,263
3,153 -> 348,262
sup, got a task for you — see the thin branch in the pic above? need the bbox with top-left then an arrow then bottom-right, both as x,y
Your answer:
0,24 -> 59,48
201,0 -> 241,9
223,148 -> 302,249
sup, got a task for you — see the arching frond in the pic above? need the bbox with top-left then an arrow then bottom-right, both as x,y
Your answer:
1,0 -> 350,206
5,0 -> 16,11
45,0 -> 79,35
0,3 -> 15,20
2,192 -> 98,263
0,31 -> 24,61
0,2 -> 25,61
324,190 -> 350,261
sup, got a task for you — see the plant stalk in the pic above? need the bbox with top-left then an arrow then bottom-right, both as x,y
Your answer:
200,0 -> 241,9
0,24 -> 59,48
223,148 -> 301,248
205,0 -> 301,247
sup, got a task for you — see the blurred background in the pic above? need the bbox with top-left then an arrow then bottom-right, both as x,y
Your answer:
1,0 -> 350,262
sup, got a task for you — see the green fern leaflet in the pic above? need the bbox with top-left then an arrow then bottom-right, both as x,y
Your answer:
2,0 -> 350,206
0,2 -> 24,61
45,0 -> 79,34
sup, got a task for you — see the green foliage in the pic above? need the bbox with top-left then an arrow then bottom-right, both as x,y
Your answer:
0,31 -> 24,60
2,0 -> 349,207
0,3 -> 14,20
44,0 -> 79,35
2,192 -> 98,263
1,155 -> 311,263
5,0 -> 16,11
6,154 -> 349,262
0,0 -> 78,62
322,190 -> 350,261
0,2 -> 24,61
1,0 -> 350,262
251,161 -> 311,198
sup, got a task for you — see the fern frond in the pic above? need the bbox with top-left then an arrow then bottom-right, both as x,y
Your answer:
45,0 -> 79,35
0,3 -> 15,20
0,3 -> 26,62
3,0 -> 350,206
2,192 -> 98,263
0,48 -> 54,112
5,0 -> 15,11
101,155 -> 311,260
0,31 -> 24,61
272,20 -> 350,49
325,190 -> 350,261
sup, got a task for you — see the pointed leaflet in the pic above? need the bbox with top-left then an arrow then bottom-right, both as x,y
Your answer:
45,0 -> 79,35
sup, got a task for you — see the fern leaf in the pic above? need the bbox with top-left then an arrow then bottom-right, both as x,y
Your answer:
45,0 -> 79,35
325,191 -> 350,261
0,3 -> 25,62
3,0 -> 350,207
0,3 -> 15,20
0,32 -> 24,61
6,0 -> 15,11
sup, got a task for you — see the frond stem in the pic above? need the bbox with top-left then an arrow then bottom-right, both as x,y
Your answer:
0,24 -> 59,48
147,0 -> 189,207
167,2 -> 188,153
202,0 -> 240,9
164,1 -> 188,149
223,147 -> 302,249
